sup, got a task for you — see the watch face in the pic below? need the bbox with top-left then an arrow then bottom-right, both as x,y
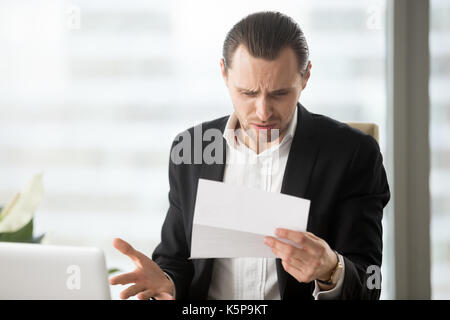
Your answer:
331,264 -> 344,284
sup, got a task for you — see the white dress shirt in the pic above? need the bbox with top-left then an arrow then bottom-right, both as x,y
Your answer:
206,107 -> 345,300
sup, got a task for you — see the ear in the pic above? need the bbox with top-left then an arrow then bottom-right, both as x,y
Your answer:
301,61 -> 312,90
220,58 -> 229,87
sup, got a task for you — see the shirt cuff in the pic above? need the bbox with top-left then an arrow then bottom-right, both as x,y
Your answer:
312,253 -> 345,300
164,272 -> 177,299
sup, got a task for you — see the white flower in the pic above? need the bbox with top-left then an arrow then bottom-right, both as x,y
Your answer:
0,173 -> 44,233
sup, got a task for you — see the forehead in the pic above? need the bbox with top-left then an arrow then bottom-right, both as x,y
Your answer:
229,44 -> 301,89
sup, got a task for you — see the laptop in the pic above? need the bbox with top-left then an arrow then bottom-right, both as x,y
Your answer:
0,242 -> 111,299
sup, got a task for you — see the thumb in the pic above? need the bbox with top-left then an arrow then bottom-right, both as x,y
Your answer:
112,238 -> 143,266
112,238 -> 133,254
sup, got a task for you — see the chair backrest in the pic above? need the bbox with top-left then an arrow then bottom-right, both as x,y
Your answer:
346,122 -> 379,143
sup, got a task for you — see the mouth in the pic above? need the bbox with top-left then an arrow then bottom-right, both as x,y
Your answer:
251,123 -> 277,130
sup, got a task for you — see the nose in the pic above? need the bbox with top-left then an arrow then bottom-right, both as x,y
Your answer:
255,96 -> 273,122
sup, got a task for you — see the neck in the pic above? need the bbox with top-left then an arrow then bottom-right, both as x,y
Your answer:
236,124 -> 286,154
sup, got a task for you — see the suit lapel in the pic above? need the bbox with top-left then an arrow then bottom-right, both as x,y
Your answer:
280,103 -> 318,200
199,119 -> 228,182
197,117 -> 228,299
276,103 -> 320,299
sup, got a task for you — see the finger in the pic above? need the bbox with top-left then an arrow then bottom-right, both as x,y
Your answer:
153,292 -> 175,300
271,247 -> 305,271
305,231 -> 321,241
119,284 -> 146,300
109,271 -> 136,285
274,229 -> 313,247
112,238 -> 145,267
264,236 -> 306,261
137,288 -> 157,300
112,238 -> 138,260
276,229 -> 323,254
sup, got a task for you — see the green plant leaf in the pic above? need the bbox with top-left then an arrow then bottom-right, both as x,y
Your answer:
108,268 -> 121,275
0,218 -> 34,243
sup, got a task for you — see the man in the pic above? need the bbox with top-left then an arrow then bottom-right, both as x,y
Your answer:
110,11 -> 390,300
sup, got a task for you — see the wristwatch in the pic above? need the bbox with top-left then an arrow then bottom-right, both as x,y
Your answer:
316,250 -> 343,286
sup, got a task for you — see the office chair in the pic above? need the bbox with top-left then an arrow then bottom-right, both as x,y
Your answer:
346,122 -> 379,144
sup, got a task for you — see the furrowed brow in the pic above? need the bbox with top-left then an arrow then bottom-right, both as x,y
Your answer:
270,88 -> 292,94
236,87 -> 292,95
235,87 -> 292,94
236,87 -> 258,93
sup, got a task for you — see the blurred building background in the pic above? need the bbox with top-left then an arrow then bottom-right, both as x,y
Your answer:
430,0 -> 450,300
0,0 -> 447,299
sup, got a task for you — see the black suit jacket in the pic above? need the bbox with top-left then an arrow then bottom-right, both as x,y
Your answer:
152,103 -> 390,300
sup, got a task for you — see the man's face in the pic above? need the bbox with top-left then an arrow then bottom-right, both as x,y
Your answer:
220,44 -> 311,144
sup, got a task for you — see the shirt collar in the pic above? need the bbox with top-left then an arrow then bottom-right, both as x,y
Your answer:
223,105 -> 298,150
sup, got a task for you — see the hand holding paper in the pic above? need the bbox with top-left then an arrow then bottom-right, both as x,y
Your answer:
190,179 -> 310,259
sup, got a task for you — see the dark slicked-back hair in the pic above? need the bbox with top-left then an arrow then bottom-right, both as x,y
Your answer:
222,11 -> 309,75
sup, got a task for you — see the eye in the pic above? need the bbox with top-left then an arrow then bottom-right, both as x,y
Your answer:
243,91 -> 257,97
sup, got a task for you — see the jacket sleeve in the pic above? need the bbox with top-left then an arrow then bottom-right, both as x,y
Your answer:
152,140 -> 194,299
333,134 -> 390,299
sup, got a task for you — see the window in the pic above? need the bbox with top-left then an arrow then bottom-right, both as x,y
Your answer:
430,0 -> 450,299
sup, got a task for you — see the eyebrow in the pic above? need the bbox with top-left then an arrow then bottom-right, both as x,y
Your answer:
235,87 -> 292,94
